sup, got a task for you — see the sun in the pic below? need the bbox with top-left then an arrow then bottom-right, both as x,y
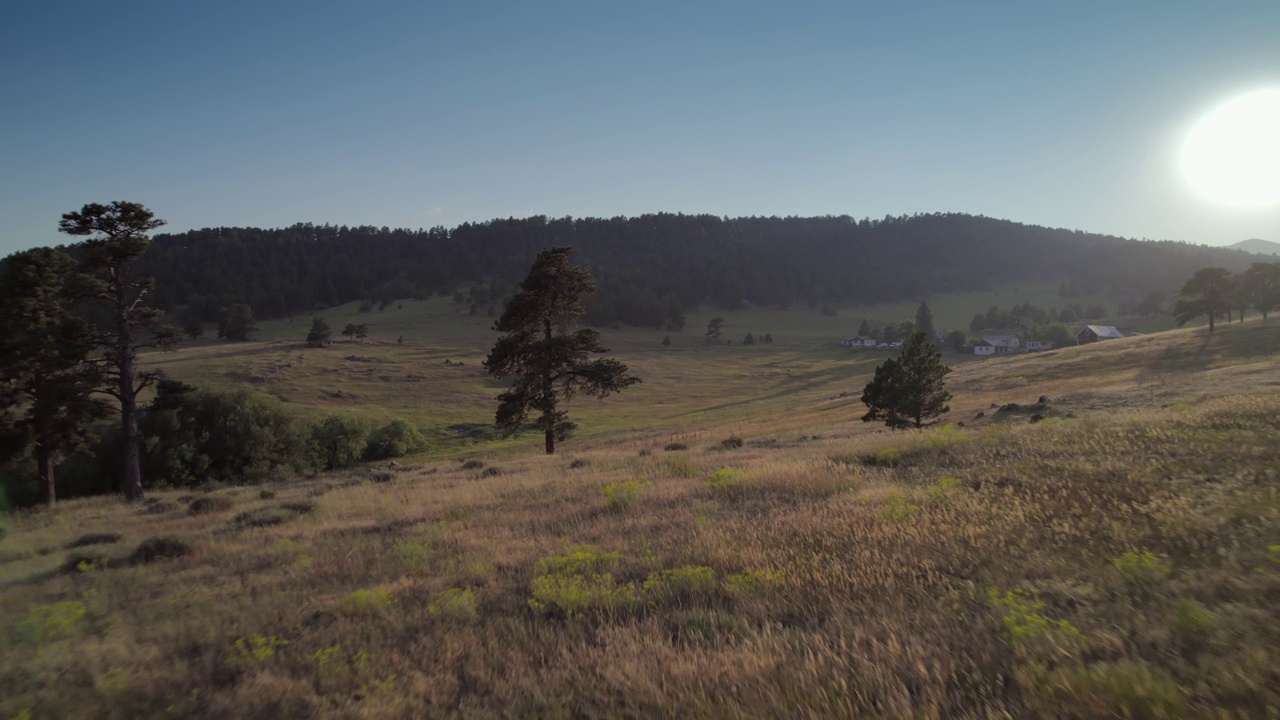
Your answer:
1180,88 -> 1280,208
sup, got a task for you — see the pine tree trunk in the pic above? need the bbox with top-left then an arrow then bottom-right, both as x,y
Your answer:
119,352 -> 145,502
542,317 -> 557,454
38,446 -> 55,506
1208,313 -> 1215,333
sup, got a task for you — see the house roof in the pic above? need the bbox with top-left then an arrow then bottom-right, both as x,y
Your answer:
982,335 -> 1018,346
1080,325 -> 1125,339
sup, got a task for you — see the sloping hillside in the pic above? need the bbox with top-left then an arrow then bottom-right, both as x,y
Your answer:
2,319 -> 1278,718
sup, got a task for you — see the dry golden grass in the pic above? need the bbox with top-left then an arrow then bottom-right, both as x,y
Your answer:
2,319 -> 1278,718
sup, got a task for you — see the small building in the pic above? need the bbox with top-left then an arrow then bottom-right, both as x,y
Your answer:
975,335 -> 1020,356
1077,325 -> 1126,345
1024,340 -> 1054,352
840,335 -> 878,348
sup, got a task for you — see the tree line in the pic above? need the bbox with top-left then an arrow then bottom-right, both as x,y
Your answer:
126,213 -> 1256,330
0,202 -> 433,508
1174,263 -> 1280,331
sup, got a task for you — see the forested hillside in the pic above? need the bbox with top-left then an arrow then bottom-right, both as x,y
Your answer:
138,213 -> 1252,328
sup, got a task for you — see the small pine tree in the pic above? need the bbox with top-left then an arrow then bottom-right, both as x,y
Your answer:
762,333 -> 773,344
306,318 -> 332,347
861,332 -> 952,428
661,335 -> 672,347
743,332 -> 756,345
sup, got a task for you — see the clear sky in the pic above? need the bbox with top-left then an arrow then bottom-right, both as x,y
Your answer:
2,1 -> 1278,255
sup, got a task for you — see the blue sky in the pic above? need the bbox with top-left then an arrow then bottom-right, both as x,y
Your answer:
2,1 -> 1278,255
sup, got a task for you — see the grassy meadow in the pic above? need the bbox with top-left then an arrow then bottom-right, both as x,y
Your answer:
1,309 -> 1278,718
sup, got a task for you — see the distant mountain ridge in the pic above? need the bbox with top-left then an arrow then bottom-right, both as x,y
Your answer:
1228,238 -> 1280,256
130,212 -> 1258,328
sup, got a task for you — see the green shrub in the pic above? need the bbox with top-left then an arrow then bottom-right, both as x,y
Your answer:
227,634 -> 288,667
881,492 -> 919,522
644,565 -> 716,604
139,385 -> 316,487
310,414 -> 372,470
128,536 -> 192,564
601,481 -> 648,511
867,447 -> 903,467
17,601 -> 87,642
708,468 -> 743,490
364,419 -> 428,460
339,587 -> 394,615
188,496 -> 233,515
529,546 -> 639,617
989,590 -> 1085,657
723,568 -> 784,597
1112,551 -> 1170,599
427,588 -> 479,622
719,436 -> 744,450
928,476 -> 964,499
1171,599 -> 1219,640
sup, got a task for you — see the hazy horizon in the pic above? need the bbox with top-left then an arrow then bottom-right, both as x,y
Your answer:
3,1 -> 1278,255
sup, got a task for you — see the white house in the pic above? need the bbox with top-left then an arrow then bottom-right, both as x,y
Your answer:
975,335 -> 1020,355
840,335 -> 877,348
1024,340 -> 1054,352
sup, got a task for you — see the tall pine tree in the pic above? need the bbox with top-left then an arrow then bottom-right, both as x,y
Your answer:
0,249 -> 106,505
861,331 -> 952,428
60,201 -> 176,502
484,247 -> 640,454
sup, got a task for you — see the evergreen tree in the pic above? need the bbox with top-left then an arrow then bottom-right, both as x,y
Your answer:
60,201 -> 175,502
705,317 -> 724,344
914,301 -> 936,341
857,318 -> 871,336
307,318 -> 332,347
861,332 -> 952,428
1173,267 -> 1233,332
484,247 -> 640,454
355,324 -> 370,342
1243,262 -> 1280,319
342,323 -> 358,340
743,332 -> 756,345
661,335 -> 672,347
216,303 -> 257,341
944,330 -> 968,353
0,249 -> 107,505
762,333 -> 773,344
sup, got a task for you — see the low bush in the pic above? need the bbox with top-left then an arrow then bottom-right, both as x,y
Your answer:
719,436 -> 744,450
708,469 -> 743,491
665,456 -> 700,478
62,550 -> 113,573
339,588 -> 394,615
529,546 -> 639,618
480,466 -> 503,478
568,458 -> 590,469
258,489 -> 276,500
663,442 -> 688,452
233,508 -> 293,528
17,600 -> 87,642
601,481 -> 648,511
279,500 -> 315,515
128,536 -> 192,564
310,414 -> 372,470
644,565 -> 716,605
188,496 -> 233,515
461,460 -> 485,470
427,588 -> 479,622
66,533 -> 122,549
364,419 -> 428,461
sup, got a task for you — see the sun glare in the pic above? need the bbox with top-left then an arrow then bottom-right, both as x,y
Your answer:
1180,88 -> 1280,208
